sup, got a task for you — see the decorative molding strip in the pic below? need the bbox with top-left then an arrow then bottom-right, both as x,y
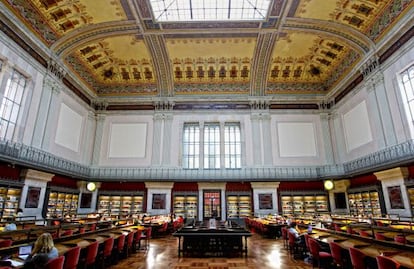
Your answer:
0,139 -> 413,181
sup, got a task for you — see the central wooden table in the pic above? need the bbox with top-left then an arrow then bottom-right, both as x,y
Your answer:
173,227 -> 251,257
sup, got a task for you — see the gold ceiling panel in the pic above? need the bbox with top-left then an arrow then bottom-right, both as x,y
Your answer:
32,0 -> 127,35
295,0 -> 389,33
72,35 -> 154,85
269,31 -> 353,83
167,38 -> 256,84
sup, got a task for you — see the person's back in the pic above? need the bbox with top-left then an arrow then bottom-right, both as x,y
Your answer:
23,233 -> 58,269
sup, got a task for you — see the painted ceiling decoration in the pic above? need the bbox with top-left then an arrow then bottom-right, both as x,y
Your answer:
0,0 -> 413,109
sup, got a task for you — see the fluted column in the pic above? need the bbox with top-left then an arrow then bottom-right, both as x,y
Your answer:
162,113 -> 173,166
82,111 -> 96,164
320,113 -> 334,164
92,114 -> 106,165
366,72 -> 397,146
250,98 -> 271,166
40,76 -> 61,151
151,113 -> 163,165
31,75 -> 55,148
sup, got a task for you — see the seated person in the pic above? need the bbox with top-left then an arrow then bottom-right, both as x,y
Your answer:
23,233 -> 58,269
288,222 -> 306,245
4,222 -> 17,231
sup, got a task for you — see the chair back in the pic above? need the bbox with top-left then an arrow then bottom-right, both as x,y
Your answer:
394,235 -> 406,244
376,255 -> 400,269
349,247 -> 366,269
359,230 -> 370,237
308,237 -> 321,258
281,227 -> 287,240
63,246 -> 81,269
127,231 -> 135,248
145,227 -> 152,239
103,237 -> 114,257
85,241 -> 99,265
61,230 -> 73,237
0,239 -> 12,248
346,226 -> 353,234
375,232 -> 386,240
134,229 -> 142,241
117,234 -> 126,251
303,233 -> 311,250
329,241 -> 343,266
79,227 -> 86,234
46,256 -> 65,269
287,231 -> 296,246
89,223 -> 96,231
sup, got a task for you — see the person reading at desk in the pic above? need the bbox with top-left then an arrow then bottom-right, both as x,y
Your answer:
288,222 -> 306,245
23,233 -> 58,269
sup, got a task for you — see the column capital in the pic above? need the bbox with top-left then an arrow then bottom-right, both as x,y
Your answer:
251,182 -> 280,189
374,167 -> 409,181
20,169 -> 54,182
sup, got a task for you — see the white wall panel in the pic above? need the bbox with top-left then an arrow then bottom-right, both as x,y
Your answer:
55,103 -> 83,152
277,122 -> 317,157
108,123 -> 147,158
343,100 -> 373,152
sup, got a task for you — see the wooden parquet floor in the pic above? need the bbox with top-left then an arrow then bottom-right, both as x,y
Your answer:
111,233 -> 310,269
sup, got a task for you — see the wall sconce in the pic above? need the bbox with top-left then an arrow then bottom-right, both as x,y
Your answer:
324,180 -> 334,191
86,182 -> 96,192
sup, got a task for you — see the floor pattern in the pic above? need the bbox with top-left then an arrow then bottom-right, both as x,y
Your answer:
111,233 -> 310,269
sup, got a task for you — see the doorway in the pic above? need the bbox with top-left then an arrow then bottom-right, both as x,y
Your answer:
203,190 -> 221,220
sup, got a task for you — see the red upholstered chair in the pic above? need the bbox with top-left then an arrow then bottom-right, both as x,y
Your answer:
45,256 -> 65,269
63,246 -> 81,269
113,234 -> 126,262
375,232 -> 386,241
287,231 -> 298,257
303,233 -> 311,254
329,241 -> 344,268
0,239 -> 12,248
140,227 -> 152,250
89,223 -> 97,232
157,222 -> 168,236
308,237 -> 332,268
134,229 -> 142,251
79,227 -> 86,234
125,231 -> 135,257
346,226 -> 354,235
376,255 -> 400,269
281,226 -> 288,249
102,237 -> 114,268
359,230 -> 370,238
83,241 -> 99,269
394,235 -> 406,244
61,230 -> 73,237
349,247 -> 366,269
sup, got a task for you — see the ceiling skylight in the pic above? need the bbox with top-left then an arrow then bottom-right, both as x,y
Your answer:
149,0 -> 271,22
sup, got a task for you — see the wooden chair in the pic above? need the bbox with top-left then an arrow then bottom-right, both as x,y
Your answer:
101,237 -> 114,268
394,235 -> 406,244
83,241 -> 99,269
113,234 -> 126,263
308,237 -> 332,268
281,226 -> 288,249
125,231 -> 135,257
376,255 -> 400,269
45,256 -> 65,269
0,240 -> 12,248
349,247 -> 366,269
140,227 -> 152,250
359,230 -> 370,238
63,246 -> 81,269
329,241 -> 344,268
133,229 -> 142,251
374,232 -> 386,241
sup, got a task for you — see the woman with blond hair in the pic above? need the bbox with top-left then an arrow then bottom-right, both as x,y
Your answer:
23,233 -> 58,269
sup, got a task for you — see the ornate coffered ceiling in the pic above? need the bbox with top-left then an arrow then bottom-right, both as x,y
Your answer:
0,0 -> 413,109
